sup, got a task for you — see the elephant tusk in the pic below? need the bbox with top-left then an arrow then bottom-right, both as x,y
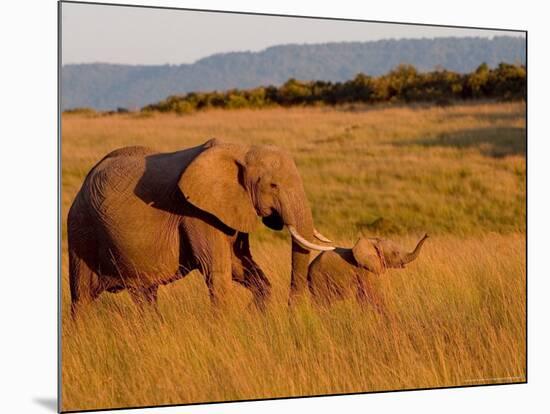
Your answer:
313,228 -> 333,243
288,226 -> 335,251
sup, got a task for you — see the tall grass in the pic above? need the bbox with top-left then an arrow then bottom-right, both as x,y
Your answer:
61,102 -> 526,411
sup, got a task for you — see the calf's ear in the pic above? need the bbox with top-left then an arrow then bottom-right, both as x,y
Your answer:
352,238 -> 385,275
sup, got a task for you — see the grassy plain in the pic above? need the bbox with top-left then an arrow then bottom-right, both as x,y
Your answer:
61,102 -> 526,411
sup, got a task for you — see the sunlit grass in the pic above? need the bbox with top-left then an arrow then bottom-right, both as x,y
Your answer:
61,102 -> 526,411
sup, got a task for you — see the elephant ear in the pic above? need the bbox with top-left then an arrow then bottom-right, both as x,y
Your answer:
178,140 -> 258,233
352,238 -> 385,275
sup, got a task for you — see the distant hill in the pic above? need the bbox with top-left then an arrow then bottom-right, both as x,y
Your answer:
61,36 -> 525,110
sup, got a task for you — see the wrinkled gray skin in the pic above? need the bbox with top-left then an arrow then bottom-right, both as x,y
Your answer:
68,139 -> 333,317
308,234 -> 429,312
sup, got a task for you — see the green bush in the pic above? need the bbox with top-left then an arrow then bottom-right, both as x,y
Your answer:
140,62 -> 526,114
63,107 -> 97,116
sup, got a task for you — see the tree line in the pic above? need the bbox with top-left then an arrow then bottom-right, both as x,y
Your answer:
141,63 -> 525,114
64,62 -> 525,115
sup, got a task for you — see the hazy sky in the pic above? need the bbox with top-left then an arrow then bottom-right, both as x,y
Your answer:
61,2 -> 525,65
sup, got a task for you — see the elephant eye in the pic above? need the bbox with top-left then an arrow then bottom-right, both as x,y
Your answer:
270,183 -> 278,189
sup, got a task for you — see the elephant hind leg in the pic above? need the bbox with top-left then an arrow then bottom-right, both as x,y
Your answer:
69,249 -> 102,319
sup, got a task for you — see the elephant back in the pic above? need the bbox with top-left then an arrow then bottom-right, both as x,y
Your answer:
81,146 -> 156,217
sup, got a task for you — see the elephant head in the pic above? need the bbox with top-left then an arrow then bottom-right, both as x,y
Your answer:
352,233 -> 429,275
179,139 -> 334,299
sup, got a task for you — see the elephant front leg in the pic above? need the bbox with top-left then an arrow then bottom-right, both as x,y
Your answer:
205,269 -> 234,311
182,218 -> 237,312
232,257 -> 271,311
232,233 -> 271,311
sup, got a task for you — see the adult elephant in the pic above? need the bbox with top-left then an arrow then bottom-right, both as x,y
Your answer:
67,138 -> 333,316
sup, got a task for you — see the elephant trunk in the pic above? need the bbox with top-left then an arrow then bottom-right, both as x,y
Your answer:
402,233 -> 429,265
280,188 -> 332,304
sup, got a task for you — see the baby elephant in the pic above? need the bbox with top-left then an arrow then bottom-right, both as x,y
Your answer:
307,234 -> 429,312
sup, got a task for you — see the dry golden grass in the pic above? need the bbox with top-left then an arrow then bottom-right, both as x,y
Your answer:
61,102 -> 526,411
